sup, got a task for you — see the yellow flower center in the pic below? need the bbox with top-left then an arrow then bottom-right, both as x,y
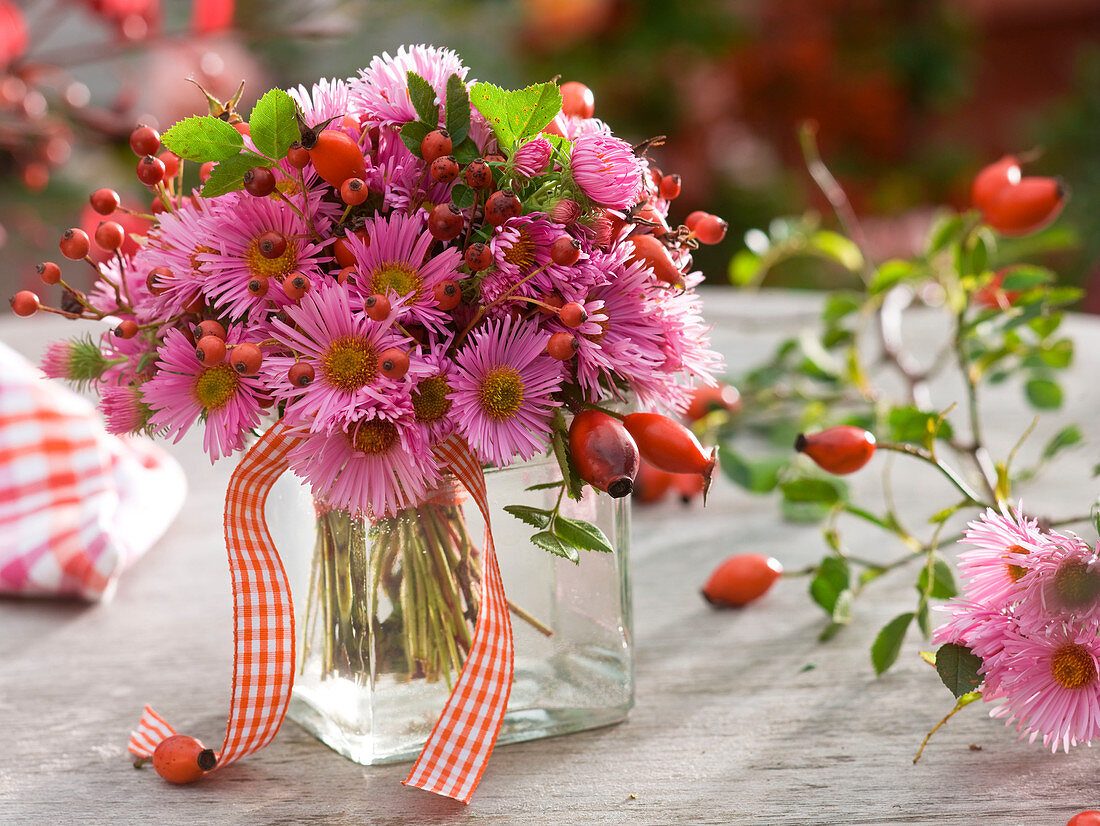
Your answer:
369,262 -> 422,302
478,366 -> 524,422
1054,559 -> 1100,608
1050,643 -> 1097,689
1003,544 -> 1028,582
412,375 -> 453,423
245,236 -> 298,280
502,228 -> 536,275
349,419 -> 399,455
322,336 -> 378,392
190,244 -> 217,273
194,364 -> 239,410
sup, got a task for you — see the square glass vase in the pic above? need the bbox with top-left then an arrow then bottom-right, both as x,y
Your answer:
267,454 -> 633,765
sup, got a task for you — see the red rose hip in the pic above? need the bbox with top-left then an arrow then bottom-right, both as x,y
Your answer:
568,409 -> 639,498
702,554 -> 783,607
795,426 -> 876,475
152,734 -> 216,784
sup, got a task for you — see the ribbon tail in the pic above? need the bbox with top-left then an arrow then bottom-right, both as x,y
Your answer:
404,436 -> 515,803
128,420 -> 300,770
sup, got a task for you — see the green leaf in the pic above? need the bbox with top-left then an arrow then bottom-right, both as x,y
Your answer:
1039,338 -> 1073,369
926,211 -> 964,254
809,556 -> 850,614
530,530 -> 580,564
917,555 -> 958,599
870,259 -> 917,294
1042,424 -> 1083,461
523,481 -> 564,492
551,409 -> 584,501
450,182 -> 476,209
810,230 -> 863,272
928,502 -> 965,525
162,115 -> 244,163
719,450 -> 786,493
553,517 -> 614,554
871,612 -> 914,675
819,588 -> 853,641
452,136 -> 480,165
1001,265 -> 1056,292
781,478 -> 843,505
888,406 -> 954,446
935,642 -> 983,698
444,73 -> 471,145
822,291 -> 861,324
469,81 -> 562,152
406,71 -> 439,125
1025,377 -> 1063,410
249,88 -> 300,160
729,250 -> 761,286
399,121 -> 433,158
201,151 -> 272,198
504,504 -> 552,530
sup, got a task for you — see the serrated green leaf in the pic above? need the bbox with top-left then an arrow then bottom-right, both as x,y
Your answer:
1042,424 -> 1083,461
444,73 -> 470,145
452,136 -> 480,165
249,88 -> 299,160
469,81 -> 562,152
729,250 -> 761,286
917,555 -> 957,599
504,504 -> 552,530
450,183 -> 475,209
810,230 -> 863,273
406,71 -> 439,125
809,556 -> 850,614
871,612 -> 914,675
935,643 -> 983,698
551,409 -> 584,501
162,115 -> 244,163
530,530 -> 580,564
1025,377 -> 1063,410
201,151 -> 271,198
399,121 -> 433,158
553,517 -> 613,554
781,478 -> 843,505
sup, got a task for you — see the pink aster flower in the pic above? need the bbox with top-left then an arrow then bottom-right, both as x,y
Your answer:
569,132 -> 644,209
133,195 -> 219,319
350,44 -> 469,126
482,214 -> 569,309
344,210 -> 461,332
286,402 -> 439,519
40,340 -> 78,380
142,328 -> 266,461
409,346 -> 458,443
365,127 -> 454,213
265,281 -> 426,433
985,623 -> 1100,753
511,137 -> 552,178
289,77 -> 354,126
100,384 -> 151,434
954,505 -> 1050,609
88,253 -> 157,323
449,316 -> 564,468
200,193 -> 331,321
1015,531 -> 1100,630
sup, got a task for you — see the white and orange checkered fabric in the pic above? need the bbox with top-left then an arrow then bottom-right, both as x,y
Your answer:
0,341 -> 185,600
130,422 -> 512,803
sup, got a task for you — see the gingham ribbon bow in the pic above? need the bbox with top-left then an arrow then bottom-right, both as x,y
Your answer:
129,420 -> 514,803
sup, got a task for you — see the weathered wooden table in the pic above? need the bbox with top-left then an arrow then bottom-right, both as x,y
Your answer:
3,289 -> 1099,825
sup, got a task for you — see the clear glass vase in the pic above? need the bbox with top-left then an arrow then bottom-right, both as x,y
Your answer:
267,454 -> 633,765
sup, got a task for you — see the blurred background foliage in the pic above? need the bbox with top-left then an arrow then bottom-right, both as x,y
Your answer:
3,0 -> 1099,308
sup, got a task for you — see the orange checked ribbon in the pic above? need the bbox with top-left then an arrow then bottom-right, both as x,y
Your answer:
129,419 -> 514,803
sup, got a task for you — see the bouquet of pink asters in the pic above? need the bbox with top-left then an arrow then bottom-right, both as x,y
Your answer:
13,45 -> 725,683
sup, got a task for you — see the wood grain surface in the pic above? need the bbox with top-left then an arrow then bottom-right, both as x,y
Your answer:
3,290 -> 1098,826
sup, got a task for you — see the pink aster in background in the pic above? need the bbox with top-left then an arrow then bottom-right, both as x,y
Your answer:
344,210 -> 461,332
100,384 -> 151,434
449,316 -> 564,468
286,400 -> 439,519
200,193 -> 331,320
88,254 -> 156,323
954,505 -> 1050,609
141,328 -> 266,461
569,132 -> 644,209
289,77 -> 355,127
350,44 -> 469,126
265,281 -> 424,433
984,623 -> 1100,753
